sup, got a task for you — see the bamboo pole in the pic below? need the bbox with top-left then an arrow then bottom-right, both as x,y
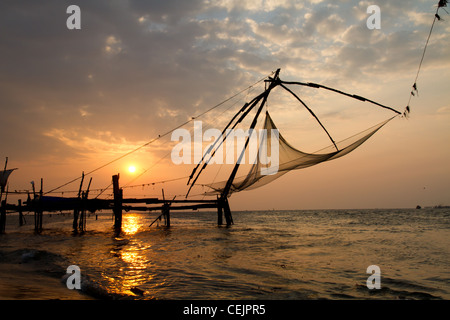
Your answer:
34,179 -> 43,233
221,69 -> 281,200
73,172 -> 85,232
79,177 -> 92,232
18,199 -> 24,226
217,196 -> 223,226
0,200 -> 5,234
112,174 -> 122,231
39,178 -> 43,231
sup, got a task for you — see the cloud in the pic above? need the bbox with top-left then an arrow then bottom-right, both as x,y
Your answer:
104,35 -> 123,55
79,105 -> 92,118
0,0 -> 448,195
437,106 -> 450,114
210,0 -> 304,12
43,128 -> 141,156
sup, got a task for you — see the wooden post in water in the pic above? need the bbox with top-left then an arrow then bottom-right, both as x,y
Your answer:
162,203 -> 170,227
160,189 -> 172,227
18,199 -> 24,226
217,196 -> 223,226
73,173 -> 85,232
39,178 -> 43,231
33,196 -> 37,231
79,177 -> 92,232
222,196 -> 233,226
79,191 -> 86,232
34,179 -> 44,233
0,200 -> 6,234
112,174 -> 122,231
0,158 -> 8,233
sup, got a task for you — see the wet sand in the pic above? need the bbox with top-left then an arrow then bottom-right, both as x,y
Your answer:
0,263 -> 92,300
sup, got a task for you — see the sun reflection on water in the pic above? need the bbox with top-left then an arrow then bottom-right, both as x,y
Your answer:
108,213 -> 156,298
122,214 -> 141,235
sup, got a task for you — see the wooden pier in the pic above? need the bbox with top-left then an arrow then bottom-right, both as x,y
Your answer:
0,174 -> 233,234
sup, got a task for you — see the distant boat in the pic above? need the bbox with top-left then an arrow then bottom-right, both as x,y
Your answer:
416,205 -> 422,209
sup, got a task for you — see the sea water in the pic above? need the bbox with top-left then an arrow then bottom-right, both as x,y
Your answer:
0,208 -> 449,300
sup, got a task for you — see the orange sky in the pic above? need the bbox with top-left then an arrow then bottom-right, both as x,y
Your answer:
1,1 -> 449,210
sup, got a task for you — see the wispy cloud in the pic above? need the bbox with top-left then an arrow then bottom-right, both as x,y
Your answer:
0,1 -> 449,207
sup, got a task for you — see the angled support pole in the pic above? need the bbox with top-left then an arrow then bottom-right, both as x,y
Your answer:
221,68 -> 281,200
215,69 -> 281,226
279,83 -> 338,151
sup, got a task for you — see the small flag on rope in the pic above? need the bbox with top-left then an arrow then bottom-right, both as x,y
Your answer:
412,83 -> 418,96
403,105 -> 411,118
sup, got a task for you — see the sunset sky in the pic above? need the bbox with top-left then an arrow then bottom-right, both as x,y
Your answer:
1,0 -> 449,210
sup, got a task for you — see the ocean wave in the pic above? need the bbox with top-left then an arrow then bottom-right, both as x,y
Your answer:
0,248 -> 65,266
354,280 -> 443,300
1,209 -> 449,300
60,273 -> 123,300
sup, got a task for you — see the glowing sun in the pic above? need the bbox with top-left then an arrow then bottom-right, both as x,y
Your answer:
128,165 -> 136,173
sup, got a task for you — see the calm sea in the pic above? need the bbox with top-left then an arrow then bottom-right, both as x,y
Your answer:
0,208 -> 449,300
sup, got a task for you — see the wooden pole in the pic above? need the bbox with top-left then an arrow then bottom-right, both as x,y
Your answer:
162,203 -> 170,227
222,197 -> 233,226
39,178 -> 43,231
217,196 -> 223,226
112,174 -> 122,231
217,69 -> 281,226
149,212 -> 164,227
221,69 -> 280,199
79,191 -> 86,232
33,178 -> 43,233
0,184 -> 10,233
73,172 -> 85,232
31,181 -> 36,198
0,200 -> 5,234
0,157 -> 8,204
161,189 -> 171,227
79,177 -> 92,232
34,193 -> 42,233
33,194 -> 37,232
18,199 -> 24,226
34,179 -> 43,233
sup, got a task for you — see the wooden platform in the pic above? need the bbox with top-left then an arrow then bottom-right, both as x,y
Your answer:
0,174 -> 233,234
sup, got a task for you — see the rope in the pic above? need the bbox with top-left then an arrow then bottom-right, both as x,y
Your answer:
44,71 -> 274,195
122,176 -> 190,190
121,83 -> 255,189
404,1 -> 447,117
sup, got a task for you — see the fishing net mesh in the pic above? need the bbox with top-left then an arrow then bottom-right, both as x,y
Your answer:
206,112 -> 395,195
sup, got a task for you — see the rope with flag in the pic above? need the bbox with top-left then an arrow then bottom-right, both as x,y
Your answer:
404,0 -> 448,117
